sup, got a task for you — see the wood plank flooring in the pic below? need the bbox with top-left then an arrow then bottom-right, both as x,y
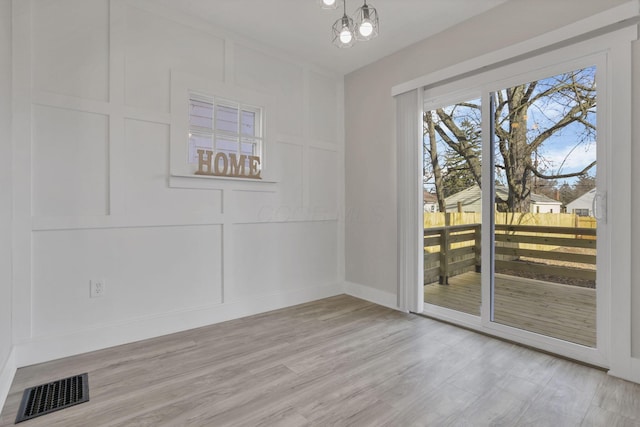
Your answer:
424,272 -> 596,347
2,295 -> 638,426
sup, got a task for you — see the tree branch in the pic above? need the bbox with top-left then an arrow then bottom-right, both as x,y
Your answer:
528,100 -> 595,151
528,160 -> 596,180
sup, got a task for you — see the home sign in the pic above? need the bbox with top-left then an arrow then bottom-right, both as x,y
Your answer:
195,149 -> 261,179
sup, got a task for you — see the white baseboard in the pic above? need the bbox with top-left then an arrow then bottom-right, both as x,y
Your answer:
15,283 -> 343,368
632,357 -> 640,383
0,347 -> 17,413
343,281 -> 399,311
612,356 -> 640,384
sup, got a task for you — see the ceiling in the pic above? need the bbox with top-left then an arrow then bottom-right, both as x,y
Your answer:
149,0 -> 510,75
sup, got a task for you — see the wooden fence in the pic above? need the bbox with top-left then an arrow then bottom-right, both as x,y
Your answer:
424,213 -> 597,285
424,224 -> 481,285
494,224 -> 596,281
424,212 -> 594,229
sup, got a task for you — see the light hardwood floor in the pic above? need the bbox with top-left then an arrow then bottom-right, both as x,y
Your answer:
1,295 -> 639,426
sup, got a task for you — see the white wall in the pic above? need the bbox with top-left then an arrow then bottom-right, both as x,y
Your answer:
0,0 -> 14,402
11,0 -> 344,366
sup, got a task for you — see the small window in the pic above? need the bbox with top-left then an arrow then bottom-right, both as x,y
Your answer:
574,208 -> 590,217
170,72 -> 275,185
188,93 -> 263,177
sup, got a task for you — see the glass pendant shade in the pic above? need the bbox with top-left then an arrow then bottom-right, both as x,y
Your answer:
354,1 -> 379,41
318,0 -> 338,9
332,14 -> 355,48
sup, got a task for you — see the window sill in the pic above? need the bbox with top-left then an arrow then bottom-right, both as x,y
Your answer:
169,174 -> 278,191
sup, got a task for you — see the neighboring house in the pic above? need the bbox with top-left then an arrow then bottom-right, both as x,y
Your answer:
423,190 -> 438,212
566,188 -> 596,216
444,185 -> 562,213
444,185 -> 484,213
528,190 -> 563,213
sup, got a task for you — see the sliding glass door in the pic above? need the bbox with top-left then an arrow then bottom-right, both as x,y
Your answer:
490,66 -> 599,348
421,57 -> 607,362
423,94 -> 483,316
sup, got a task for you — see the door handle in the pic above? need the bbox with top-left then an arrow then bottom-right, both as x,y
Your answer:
592,191 -> 607,223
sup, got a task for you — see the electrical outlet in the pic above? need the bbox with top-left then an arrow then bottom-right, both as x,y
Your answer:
90,279 -> 105,298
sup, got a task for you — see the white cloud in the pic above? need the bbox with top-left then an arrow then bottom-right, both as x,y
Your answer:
539,141 -> 596,175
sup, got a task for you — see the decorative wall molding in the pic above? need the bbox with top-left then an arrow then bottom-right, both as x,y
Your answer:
10,0 -> 345,386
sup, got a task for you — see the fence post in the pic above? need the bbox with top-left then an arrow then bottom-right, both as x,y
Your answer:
474,224 -> 481,273
439,213 -> 450,285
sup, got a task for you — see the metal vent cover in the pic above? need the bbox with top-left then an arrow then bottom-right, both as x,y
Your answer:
15,373 -> 89,424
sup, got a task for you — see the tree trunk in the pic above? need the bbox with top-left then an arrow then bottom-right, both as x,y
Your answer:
502,85 -> 532,213
425,112 -> 446,212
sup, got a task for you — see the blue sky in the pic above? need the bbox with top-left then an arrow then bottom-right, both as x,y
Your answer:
522,65 -> 597,186
424,65 -> 597,191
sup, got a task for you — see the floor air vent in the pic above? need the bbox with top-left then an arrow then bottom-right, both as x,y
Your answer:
15,373 -> 89,424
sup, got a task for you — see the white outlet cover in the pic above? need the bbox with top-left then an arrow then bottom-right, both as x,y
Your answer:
90,279 -> 105,298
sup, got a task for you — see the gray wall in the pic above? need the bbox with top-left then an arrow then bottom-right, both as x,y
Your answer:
344,0 -> 639,355
0,0 -> 13,374
631,39 -> 640,357
344,0 -> 627,295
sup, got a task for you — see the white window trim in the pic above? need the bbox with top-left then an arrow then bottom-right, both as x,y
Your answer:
187,92 -> 263,169
395,9 -> 638,379
170,71 -> 277,187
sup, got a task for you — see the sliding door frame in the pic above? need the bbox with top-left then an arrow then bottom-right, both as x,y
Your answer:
396,17 -> 636,372
483,53 -> 609,365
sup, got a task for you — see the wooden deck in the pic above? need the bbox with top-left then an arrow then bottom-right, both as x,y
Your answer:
424,272 -> 596,347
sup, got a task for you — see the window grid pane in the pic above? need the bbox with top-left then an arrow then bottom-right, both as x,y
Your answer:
215,136 -> 239,154
189,99 -> 214,130
188,93 -> 263,168
241,110 -> 256,136
215,104 -> 239,134
188,131 -> 214,164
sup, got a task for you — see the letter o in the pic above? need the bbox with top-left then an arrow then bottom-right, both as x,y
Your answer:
214,152 -> 229,175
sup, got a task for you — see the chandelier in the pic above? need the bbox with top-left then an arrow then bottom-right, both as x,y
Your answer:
321,0 -> 379,48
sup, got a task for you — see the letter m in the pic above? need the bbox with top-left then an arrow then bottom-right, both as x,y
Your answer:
229,154 -> 247,176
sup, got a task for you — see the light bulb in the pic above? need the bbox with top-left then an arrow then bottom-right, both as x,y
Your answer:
340,28 -> 352,44
322,0 -> 336,6
359,20 -> 373,37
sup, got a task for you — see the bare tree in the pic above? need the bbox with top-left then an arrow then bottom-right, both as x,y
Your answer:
423,102 -> 481,210
424,67 -> 596,212
424,111 -> 446,212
